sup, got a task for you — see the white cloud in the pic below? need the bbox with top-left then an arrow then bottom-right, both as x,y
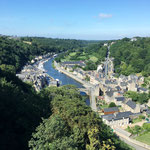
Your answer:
99,13 -> 112,18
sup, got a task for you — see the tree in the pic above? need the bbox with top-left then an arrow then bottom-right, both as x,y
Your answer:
109,102 -> 117,108
29,115 -> 78,150
29,85 -> 132,150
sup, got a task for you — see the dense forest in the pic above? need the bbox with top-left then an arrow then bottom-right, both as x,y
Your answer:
0,36 -> 86,72
110,37 -> 150,76
0,36 -> 131,150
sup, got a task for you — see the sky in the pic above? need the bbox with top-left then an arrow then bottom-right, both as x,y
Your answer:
0,0 -> 150,40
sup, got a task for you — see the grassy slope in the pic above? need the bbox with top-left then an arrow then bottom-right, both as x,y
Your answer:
135,132 -> 150,145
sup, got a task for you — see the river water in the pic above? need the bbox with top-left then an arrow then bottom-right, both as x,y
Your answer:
43,58 -> 90,106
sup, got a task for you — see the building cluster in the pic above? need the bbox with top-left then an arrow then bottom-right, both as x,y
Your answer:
16,64 -> 49,91
16,54 -> 57,91
59,49 -> 150,128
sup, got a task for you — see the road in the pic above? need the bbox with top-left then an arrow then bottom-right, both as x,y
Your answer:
114,127 -> 150,150
120,137 -> 148,150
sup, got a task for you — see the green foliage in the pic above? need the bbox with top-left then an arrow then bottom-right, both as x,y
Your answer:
0,68 -> 52,150
29,85 -> 131,150
109,102 -> 117,108
0,36 -> 86,72
110,37 -> 150,76
56,41 -> 108,71
143,123 -> 150,131
0,36 -> 131,150
127,125 -> 142,135
29,115 -> 78,150
139,115 -> 145,120
125,91 -> 149,104
85,75 -> 90,81
84,61 -> 97,70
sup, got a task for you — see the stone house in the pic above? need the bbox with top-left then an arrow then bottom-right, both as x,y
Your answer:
123,100 -> 140,113
101,111 -> 132,127
104,89 -> 115,103
114,96 -> 125,106
137,87 -> 149,93
103,107 -> 119,115
127,81 -> 138,92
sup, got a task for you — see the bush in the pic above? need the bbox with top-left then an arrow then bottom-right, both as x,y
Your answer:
109,102 -> 117,108
139,115 -> 145,120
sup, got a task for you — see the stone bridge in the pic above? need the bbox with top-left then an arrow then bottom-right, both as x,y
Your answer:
79,88 -> 89,94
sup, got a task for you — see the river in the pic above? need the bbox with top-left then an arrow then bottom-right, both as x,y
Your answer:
43,58 -> 90,106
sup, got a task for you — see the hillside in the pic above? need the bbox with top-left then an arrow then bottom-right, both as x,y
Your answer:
109,37 -> 150,76
55,41 -> 108,70
0,36 -> 87,72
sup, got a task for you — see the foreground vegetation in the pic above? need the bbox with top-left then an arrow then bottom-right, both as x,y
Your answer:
0,68 -> 131,150
29,85 -> 131,150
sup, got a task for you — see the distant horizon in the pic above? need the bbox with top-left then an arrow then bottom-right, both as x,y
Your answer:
1,33 -> 150,41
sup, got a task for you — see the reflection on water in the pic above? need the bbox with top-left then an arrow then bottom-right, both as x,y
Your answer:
44,58 -> 83,88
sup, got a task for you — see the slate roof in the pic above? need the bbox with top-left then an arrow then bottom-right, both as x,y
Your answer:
105,80 -> 112,84
61,61 -> 85,66
115,111 -> 133,120
129,74 -> 138,80
115,96 -> 125,102
146,110 -> 150,115
104,107 -> 119,112
105,90 -> 114,97
120,82 -> 127,87
101,114 -> 114,121
126,100 -> 136,109
115,86 -> 121,91
130,112 -> 141,117
101,111 -> 132,121
138,87 -> 148,92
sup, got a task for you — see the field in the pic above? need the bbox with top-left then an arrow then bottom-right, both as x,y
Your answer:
135,132 -> 150,145
132,118 -> 142,123
69,52 -> 76,56
89,56 -> 98,62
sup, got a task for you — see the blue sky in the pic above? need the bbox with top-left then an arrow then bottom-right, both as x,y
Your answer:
0,0 -> 150,40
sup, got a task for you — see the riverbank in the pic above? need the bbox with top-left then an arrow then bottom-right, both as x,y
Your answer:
16,55 -> 58,91
54,61 -> 93,89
